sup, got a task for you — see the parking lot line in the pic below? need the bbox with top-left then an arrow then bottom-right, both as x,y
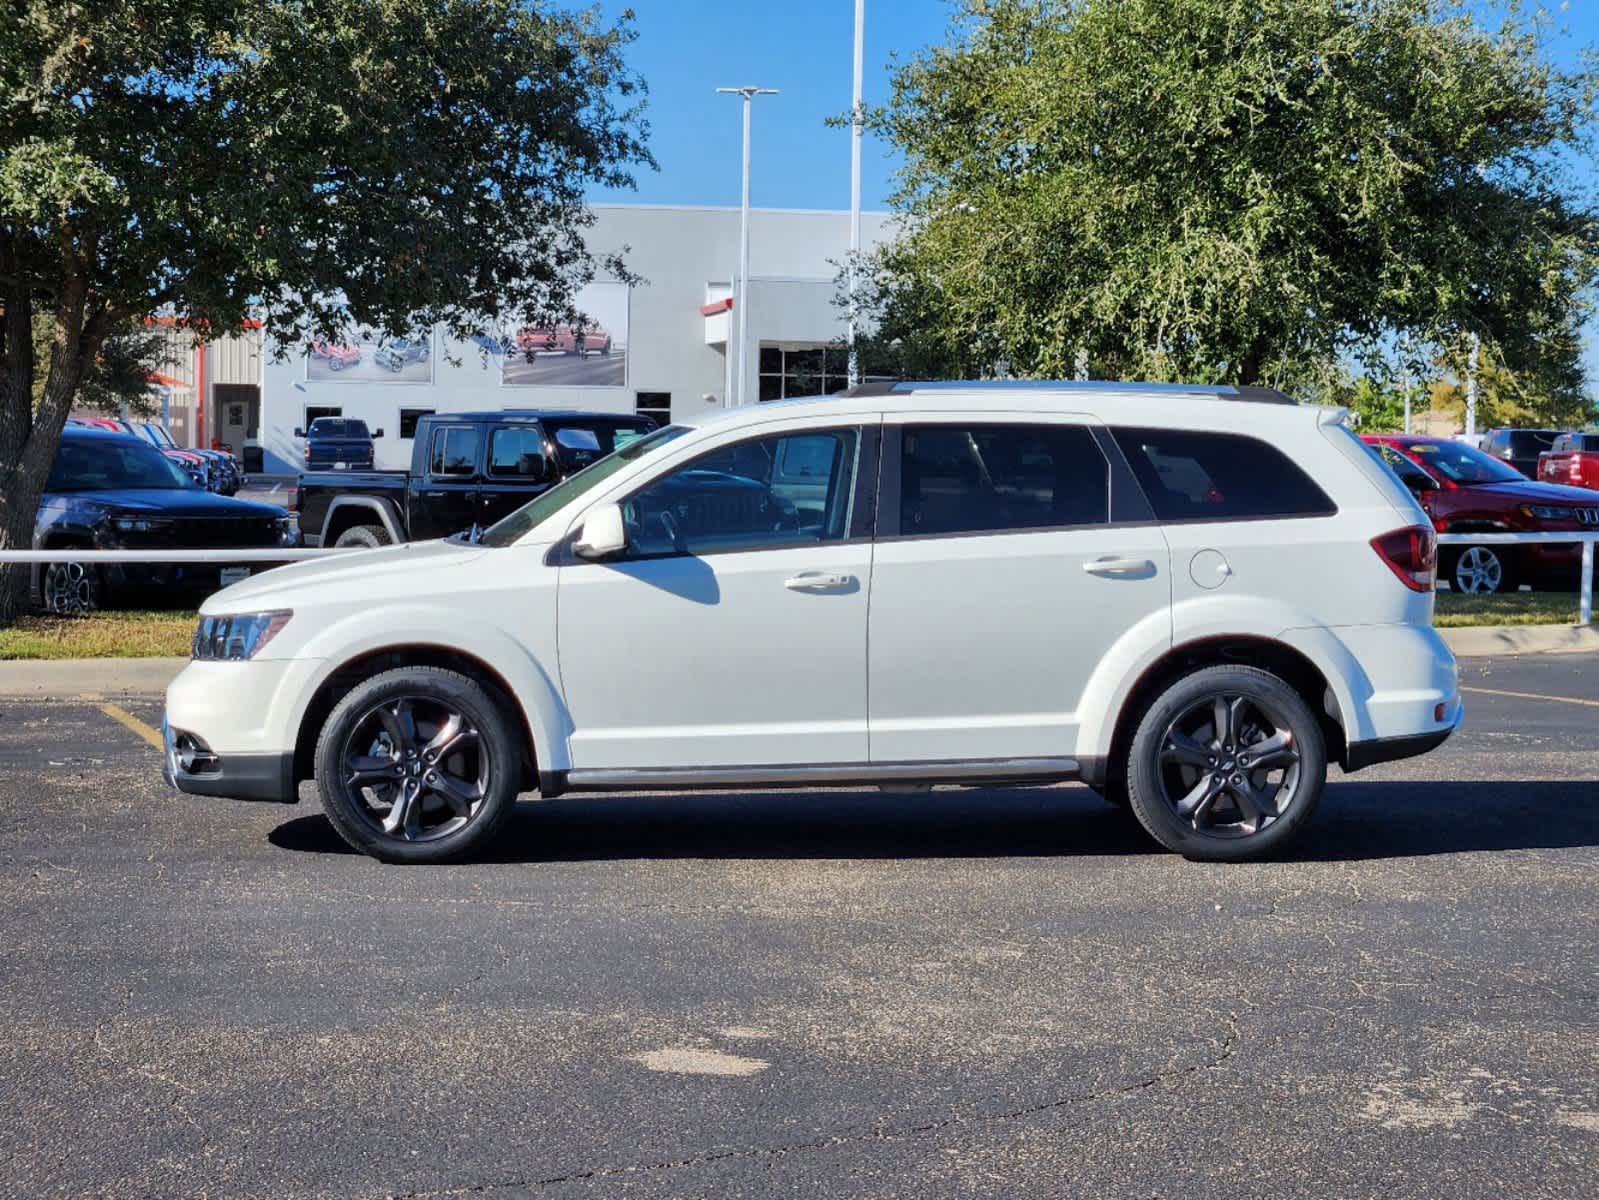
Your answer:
1462,685 -> 1599,709
98,702 -> 163,750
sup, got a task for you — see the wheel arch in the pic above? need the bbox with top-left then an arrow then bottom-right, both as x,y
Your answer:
320,495 -> 404,546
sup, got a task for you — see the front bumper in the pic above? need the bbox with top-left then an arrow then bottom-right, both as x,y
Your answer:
161,715 -> 298,803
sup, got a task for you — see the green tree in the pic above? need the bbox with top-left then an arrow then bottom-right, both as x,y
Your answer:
30,313 -> 166,419
858,0 -> 1599,399
0,0 -> 649,621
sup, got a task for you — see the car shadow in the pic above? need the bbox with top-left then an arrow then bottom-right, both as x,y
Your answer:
268,778 -> 1599,864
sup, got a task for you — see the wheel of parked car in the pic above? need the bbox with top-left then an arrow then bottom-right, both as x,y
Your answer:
1125,666 -> 1326,862
333,524 -> 393,549
314,667 -> 523,863
1442,545 -> 1516,595
39,560 -> 101,614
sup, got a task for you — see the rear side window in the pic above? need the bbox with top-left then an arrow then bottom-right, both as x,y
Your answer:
429,426 -> 480,476
900,423 -> 1109,536
1112,428 -> 1336,522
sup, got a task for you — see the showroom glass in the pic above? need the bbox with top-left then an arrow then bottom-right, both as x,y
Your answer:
622,429 -> 860,557
899,423 -> 1109,536
487,428 -> 547,478
47,442 -> 195,491
1394,440 -> 1523,485
478,425 -> 690,548
1112,428 -> 1336,521
429,426 -> 480,476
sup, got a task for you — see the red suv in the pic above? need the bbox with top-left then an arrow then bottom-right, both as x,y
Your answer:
1364,434 -> 1599,594
1537,432 -> 1599,491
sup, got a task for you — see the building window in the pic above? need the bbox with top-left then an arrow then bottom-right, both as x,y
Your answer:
398,408 -> 435,439
304,405 -> 342,428
757,346 -> 855,401
635,391 -> 671,428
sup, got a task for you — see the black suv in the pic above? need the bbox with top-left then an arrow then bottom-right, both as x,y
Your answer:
1484,428 -> 1562,479
34,426 -> 294,612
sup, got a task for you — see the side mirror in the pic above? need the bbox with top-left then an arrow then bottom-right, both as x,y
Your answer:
573,502 -> 627,560
372,428 -> 385,439
293,427 -> 305,438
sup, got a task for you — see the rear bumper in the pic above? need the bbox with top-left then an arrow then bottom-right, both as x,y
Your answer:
161,716 -> 298,803
1343,724 -> 1458,772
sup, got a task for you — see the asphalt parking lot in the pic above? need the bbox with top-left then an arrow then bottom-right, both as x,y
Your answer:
2,653 -> 1596,1199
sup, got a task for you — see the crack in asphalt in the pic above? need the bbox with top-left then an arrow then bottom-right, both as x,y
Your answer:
89,988 -> 208,1141
386,1015 -> 1243,1199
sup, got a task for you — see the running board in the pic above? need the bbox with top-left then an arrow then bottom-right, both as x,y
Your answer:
552,757 -> 1081,795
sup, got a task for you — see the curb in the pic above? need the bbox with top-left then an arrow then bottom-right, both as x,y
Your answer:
0,657 -> 188,700
1437,624 -> 1599,658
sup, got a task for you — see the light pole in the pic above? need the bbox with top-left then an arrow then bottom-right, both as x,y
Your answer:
848,0 -> 865,388
716,85 -> 778,407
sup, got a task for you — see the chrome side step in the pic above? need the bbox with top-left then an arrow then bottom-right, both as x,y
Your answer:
557,757 -> 1081,793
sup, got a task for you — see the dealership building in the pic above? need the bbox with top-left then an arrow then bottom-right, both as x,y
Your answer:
154,204 -> 894,473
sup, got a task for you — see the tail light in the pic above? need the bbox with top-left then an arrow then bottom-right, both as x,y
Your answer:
1371,526 -> 1436,593
1573,458 -> 1588,486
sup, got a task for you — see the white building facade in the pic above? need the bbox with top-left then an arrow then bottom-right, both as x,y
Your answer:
247,204 -> 892,472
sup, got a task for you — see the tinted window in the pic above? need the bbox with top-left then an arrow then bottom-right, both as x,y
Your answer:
1507,430 -> 1558,454
900,423 -> 1108,536
1393,439 -> 1522,484
429,426 -> 479,476
48,440 -> 193,491
623,428 -> 859,556
1113,428 -> 1335,521
310,418 -> 368,439
542,417 -> 656,472
398,408 -> 434,439
488,427 -> 547,478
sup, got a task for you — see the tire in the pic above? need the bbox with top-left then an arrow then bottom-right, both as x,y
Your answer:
1443,544 -> 1516,595
314,667 -> 523,863
333,523 -> 393,549
1125,666 -> 1326,862
39,559 -> 102,614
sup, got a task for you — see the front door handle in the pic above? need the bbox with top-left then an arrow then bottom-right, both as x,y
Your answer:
784,571 -> 855,592
1083,556 -> 1156,577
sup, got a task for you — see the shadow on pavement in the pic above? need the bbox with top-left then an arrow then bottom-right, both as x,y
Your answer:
268,778 -> 1599,863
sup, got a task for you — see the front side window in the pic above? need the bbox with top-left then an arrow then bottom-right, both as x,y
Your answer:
622,428 -> 860,557
900,423 -> 1109,536
487,427 -> 547,478
1113,428 -> 1336,521
429,426 -> 479,476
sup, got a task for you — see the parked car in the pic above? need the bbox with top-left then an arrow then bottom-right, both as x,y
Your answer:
34,425 -> 294,612
308,342 -> 362,371
372,338 -> 431,372
165,381 -> 1460,866
124,420 -> 243,495
513,325 -> 611,357
1537,431 -> 1599,491
1364,434 -> 1599,593
1484,428 -> 1561,479
69,416 -> 214,491
295,410 -> 657,547
294,416 -> 381,470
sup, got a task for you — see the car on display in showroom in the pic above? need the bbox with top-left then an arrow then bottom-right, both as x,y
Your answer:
1364,433 -> 1598,594
372,338 -> 431,372
308,342 -> 362,371
34,425 -> 294,612
294,416 -> 381,470
1484,427 -> 1562,479
293,409 -> 657,547
164,381 -> 1460,866
513,324 -> 612,357
1537,431 -> 1599,491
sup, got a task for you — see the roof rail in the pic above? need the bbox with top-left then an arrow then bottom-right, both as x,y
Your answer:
840,380 -> 1296,405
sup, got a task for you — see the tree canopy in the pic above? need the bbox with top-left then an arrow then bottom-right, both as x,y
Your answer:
0,0 -> 651,619
859,0 -> 1599,404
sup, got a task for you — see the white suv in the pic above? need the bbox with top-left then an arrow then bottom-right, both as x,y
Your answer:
163,382 -> 1461,863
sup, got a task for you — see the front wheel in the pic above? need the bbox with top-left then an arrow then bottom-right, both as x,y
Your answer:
314,667 -> 523,863
1443,545 -> 1516,595
39,560 -> 102,614
1125,666 -> 1326,862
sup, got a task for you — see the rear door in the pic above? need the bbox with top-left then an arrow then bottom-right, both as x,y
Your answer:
412,423 -> 481,540
866,414 -> 1170,764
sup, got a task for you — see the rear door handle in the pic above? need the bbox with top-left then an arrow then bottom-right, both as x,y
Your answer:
784,571 -> 855,592
1083,556 -> 1156,577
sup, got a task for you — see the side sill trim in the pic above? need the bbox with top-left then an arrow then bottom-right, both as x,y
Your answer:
557,757 -> 1081,793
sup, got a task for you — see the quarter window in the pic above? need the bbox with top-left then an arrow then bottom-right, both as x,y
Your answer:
428,426 -> 479,477
1112,428 -> 1336,521
623,428 -> 859,557
899,423 -> 1109,536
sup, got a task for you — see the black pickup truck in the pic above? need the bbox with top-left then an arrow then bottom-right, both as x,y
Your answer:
295,410 -> 658,547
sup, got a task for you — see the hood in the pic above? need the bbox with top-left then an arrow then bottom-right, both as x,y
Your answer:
46,488 -> 286,519
206,537 -> 486,612
1464,479 -> 1598,506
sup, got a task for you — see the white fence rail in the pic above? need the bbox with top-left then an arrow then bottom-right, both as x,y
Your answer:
1,532 -> 1595,623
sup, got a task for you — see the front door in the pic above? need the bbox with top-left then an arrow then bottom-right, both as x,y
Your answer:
475,423 -> 552,527
557,422 -> 876,769
867,415 -> 1172,763
413,423 -> 481,540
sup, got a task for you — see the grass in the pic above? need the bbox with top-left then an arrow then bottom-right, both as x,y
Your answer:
0,611 -> 198,660
1432,591 -> 1583,628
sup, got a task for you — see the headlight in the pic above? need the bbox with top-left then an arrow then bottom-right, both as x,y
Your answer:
275,515 -> 298,546
192,611 -> 292,661
1520,504 -> 1574,521
112,517 -> 173,533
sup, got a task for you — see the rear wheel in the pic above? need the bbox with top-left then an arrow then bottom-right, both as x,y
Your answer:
314,667 -> 522,863
333,523 -> 393,549
1125,666 -> 1325,862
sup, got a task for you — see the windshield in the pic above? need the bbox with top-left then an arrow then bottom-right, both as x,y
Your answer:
478,424 -> 689,547
48,440 -> 196,491
310,419 -> 370,439
142,423 -> 176,449
1396,440 -> 1525,485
